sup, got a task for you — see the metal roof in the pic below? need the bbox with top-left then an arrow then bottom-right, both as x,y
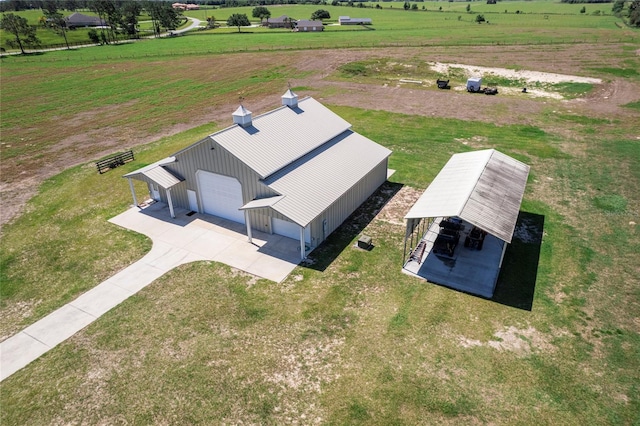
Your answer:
405,149 -> 529,243
123,157 -> 183,189
240,195 -> 285,210
211,97 -> 351,179
263,130 -> 391,227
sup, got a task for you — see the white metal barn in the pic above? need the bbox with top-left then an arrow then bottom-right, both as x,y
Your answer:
403,149 -> 529,298
124,90 -> 392,259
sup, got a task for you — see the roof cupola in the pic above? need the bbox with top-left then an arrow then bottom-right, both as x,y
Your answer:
232,105 -> 252,128
281,89 -> 298,108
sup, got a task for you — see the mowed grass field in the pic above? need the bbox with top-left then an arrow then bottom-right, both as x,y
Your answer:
1,0 -> 636,52
1,3 -> 640,425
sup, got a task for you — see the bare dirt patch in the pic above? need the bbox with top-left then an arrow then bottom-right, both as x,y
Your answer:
2,43 -> 636,229
431,62 -> 602,85
458,325 -> 560,357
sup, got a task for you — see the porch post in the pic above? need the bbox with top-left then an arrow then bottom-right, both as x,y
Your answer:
300,226 -> 306,260
245,210 -> 253,243
166,188 -> 175,218
128,178 -> 139,208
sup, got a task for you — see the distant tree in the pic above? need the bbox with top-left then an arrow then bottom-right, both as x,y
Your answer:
310,9 -> 330,20
252,6 -> 270,23
475,13 -> 485,23
376,4 -> 382,8
612,0 -> 624,15
0,13 -> 40,54
63,0 -> 78,11
411,3 -> 418,10
206,16 -> 217,29
466,3 -> 471,12
88,28 -> 100,44
630,0 -> 640,26
89,0 -> 115,43
403,1 -> 410,10
332,0 -> 340,5
227,13 -> 250,32
41,1 -> 70,49
158,4 -> 181,32
120,1 -> 142,37
486,0 -> 497,4
144,1 -> 182,37
580,6 -> 586,13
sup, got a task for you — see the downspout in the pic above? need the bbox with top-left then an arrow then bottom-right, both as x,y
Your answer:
166,188 -> 175,218
300,226 -> 306,260
245,210 -> 253,243
128,178 -> 139,208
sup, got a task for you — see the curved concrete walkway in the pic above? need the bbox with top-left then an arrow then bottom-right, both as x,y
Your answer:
0,202 -> 300,381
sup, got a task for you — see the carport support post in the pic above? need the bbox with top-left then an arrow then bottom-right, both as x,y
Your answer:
499,241 -> 508,268
128,178 -> 139,208
300,226 -> 306,260
166,188 -> 175,219
245,211 -> 253,243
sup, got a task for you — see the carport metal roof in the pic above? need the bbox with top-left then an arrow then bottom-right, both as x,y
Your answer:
404,149 -> 529,243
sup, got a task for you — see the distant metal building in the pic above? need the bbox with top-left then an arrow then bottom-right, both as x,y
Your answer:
124,91 -> 392,259
339,16 -> 373,25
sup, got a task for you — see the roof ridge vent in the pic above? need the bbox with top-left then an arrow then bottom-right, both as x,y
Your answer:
232,105 -> 252,128
281,88 -> 298,108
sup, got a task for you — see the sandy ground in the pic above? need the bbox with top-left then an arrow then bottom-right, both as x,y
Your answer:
430,62 -> 603,84
1,44 -> 638,229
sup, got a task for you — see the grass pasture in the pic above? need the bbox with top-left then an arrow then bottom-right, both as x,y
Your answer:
1,1 -> 637,53
1,4 -> 639,425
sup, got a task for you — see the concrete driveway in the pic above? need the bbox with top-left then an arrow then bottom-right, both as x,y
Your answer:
0,202 -> 300,381
109,201 -> 302,282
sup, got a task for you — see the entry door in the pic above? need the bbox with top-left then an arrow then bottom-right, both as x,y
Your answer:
150,183 -> 161,201
187,190 -> 198,212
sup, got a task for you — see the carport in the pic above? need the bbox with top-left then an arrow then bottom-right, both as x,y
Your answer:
402,149 -> 530,298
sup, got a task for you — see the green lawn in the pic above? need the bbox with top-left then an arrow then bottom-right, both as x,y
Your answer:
2,3 -> 636,52
1,101 -> 639,423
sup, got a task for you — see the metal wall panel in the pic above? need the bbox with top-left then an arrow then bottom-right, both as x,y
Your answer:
163,137 -> 279,233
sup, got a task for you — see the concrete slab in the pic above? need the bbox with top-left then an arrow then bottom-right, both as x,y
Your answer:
403,218 -> 504,298
22,304 -> 96,347
0,333 -> 50,381
69,282 -> 133,318
105,263 -> 167,293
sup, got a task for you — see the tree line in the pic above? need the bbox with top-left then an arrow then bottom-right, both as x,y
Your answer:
1,1 -> 183,54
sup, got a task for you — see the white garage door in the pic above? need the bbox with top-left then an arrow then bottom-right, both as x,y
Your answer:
272,217 -> 310,243
197,171 -> 245,224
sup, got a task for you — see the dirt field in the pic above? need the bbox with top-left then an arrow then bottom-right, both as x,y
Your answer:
1,43 -> 638,228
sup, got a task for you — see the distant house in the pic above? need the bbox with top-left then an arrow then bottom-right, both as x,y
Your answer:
339,16 -> 372,25
65,12 -> 106,29
123,90 -> 392,260
266,15 -> 296,29
172,3 -> 199,10
295,20 -> 324,32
